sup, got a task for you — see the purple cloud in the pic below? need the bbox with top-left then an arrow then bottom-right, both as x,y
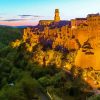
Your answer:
1,18 -> 27,21
19,15 -> 44,18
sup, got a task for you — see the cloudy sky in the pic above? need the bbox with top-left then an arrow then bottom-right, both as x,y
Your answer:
0,0 -> 100,26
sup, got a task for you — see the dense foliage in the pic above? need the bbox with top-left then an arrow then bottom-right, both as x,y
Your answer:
0,26 -> 22,48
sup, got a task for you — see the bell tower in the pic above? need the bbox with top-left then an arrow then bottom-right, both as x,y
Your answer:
54,9 -> 60,22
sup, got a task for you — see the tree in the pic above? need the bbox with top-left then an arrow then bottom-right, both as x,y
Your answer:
88,95 -> 100,100
38,76 -> 51,87
0,74 -> 41,100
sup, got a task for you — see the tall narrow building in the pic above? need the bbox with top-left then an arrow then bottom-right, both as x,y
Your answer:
54,9 -> 60,22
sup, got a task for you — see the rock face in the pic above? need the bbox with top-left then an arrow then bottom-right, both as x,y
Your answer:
75,35 -> 100,70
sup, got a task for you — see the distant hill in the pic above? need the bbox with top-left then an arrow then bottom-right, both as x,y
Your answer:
14,25 -> 35,28
14,26 -> 28,28
0,25 -> 35,28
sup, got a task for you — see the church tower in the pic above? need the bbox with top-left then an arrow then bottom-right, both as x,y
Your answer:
54,9 -> 60,22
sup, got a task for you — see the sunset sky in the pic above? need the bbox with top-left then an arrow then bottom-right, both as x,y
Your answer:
0,0 -> 100,26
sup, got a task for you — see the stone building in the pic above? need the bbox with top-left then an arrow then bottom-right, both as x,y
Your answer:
71,18 -> 87,29
38,9 -> 68,26
54,9 -> 60,22
87,13 -> 100,27
39,20 -> 53,26
38,9 -> 60,25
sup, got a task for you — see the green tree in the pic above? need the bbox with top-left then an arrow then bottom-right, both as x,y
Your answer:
0,74 -> 41,100
88,95 -> 100,100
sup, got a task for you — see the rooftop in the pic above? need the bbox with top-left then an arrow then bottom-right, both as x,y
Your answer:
87,13 -> 100,17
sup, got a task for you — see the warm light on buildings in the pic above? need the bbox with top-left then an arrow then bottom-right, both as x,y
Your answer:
11,9 -> 100,89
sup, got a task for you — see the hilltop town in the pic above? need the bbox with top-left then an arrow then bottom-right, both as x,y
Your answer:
12,9 -> 100,89
21,9 -> 100,68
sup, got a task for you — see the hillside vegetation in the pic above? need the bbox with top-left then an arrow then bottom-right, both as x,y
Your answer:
0,26 -> 22,48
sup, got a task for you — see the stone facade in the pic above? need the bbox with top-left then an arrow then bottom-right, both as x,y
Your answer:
71,18 -> 87,29
39,20 -> 53,26
54,9 -> 60,22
